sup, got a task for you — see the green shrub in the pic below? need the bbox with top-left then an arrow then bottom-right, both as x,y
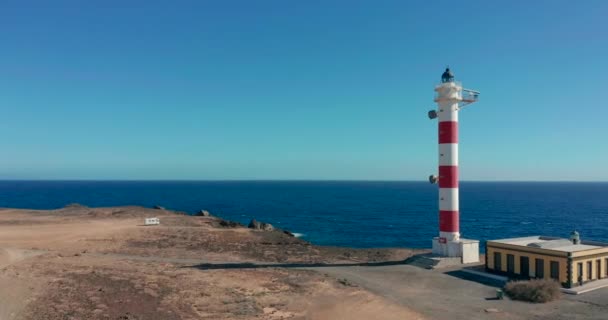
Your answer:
504,279 -> 561,303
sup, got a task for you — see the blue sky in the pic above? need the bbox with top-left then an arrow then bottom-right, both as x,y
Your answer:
1,1 -> 607,180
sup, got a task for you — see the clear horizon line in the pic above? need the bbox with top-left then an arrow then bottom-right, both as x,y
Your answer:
0,179 -> 606,183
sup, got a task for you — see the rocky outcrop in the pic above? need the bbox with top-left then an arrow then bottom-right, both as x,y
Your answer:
247,219 -> 295,235
218,219 -> 244,228
153,205 -> 165,210
194,210 -> 210,217
248,219 -> 274,231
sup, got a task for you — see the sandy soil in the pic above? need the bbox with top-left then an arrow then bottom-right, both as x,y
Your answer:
0,205 -> 424,320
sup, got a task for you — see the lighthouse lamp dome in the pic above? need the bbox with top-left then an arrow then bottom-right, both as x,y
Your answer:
441,67 -> 455,83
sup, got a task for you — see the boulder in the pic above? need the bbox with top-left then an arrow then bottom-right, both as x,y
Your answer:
248,219 -> 274,231
248,219 -> 260,229
283,230 -> 295,237
153,205 -> 165,210
218,219 -> 244,228
194,210 -> 210,217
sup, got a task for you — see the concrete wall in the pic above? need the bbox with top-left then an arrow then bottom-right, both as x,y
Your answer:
487,243 -> 608,287
572,247 -> 608,258
572,256 -> 608,285
461,241 -> 479,264
487,245 -> 568,284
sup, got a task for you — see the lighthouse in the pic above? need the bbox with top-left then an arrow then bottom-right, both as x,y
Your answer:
428,67 -> 480,263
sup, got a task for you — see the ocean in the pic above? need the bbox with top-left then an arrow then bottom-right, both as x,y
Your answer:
0,181 -> 606,249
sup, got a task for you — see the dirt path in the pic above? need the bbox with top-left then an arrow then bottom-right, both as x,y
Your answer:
307,265 -> 608,320
0,249 -> 45,320
0,248 -> 45,269
0,219 -> 138,251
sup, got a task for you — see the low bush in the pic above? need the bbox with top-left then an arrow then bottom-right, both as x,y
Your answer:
504,279 -> 561,303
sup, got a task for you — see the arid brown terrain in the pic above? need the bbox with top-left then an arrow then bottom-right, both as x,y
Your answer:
0,205 -> 423,320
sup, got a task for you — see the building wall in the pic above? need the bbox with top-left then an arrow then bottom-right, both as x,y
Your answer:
461,241 -> 479,264
487,242 -> 608,287
572,247 -> 608,258
487,245 -> 568,284
572,255 -> 608,285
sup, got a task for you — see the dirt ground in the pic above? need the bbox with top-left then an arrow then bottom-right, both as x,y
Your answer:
0,205 -> 423,320
314,264 -> 608,320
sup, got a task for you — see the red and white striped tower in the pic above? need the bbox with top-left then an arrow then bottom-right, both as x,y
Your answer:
429,67 -> 480,261
436,68 -> 460,245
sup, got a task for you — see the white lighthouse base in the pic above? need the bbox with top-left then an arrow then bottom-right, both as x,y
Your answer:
432,237 -> 479,264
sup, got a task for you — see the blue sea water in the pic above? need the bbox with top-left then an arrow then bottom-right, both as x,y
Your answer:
0,181 -> 606,249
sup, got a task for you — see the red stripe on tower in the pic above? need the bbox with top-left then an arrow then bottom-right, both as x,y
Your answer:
438,121 -> 458,144
439,210 -> 459,232
438,166 -> 458,188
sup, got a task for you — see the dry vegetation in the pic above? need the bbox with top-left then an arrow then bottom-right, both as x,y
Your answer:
504,279 -> 562,303
0,205 -> 423,319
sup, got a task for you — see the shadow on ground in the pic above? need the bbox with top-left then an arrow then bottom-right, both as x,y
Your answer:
444,270 -> 506,288
184,260 -> 409,270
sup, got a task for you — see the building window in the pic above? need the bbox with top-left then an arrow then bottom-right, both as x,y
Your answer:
493,252 -> 502,271
520,256 -> 530,278
550,261 -> 559,280
587,261 -> 593,280
535,258 -> 544,279
507,254 -> 515,274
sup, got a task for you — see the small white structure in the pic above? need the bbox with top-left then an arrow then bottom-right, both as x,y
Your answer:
144,217 -> 160,226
